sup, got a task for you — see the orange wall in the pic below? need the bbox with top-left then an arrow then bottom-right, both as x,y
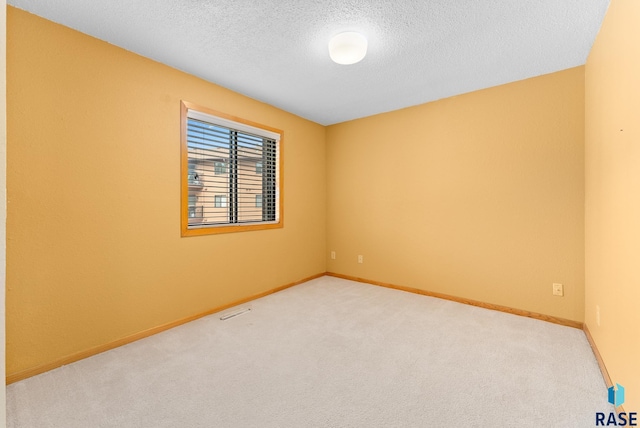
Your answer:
1,0 -> 7,419
327,67 -> 586,322
585,0 -> 640,412
6,7 -> 326,376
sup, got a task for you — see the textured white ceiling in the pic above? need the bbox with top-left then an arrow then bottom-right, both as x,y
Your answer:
9,0 -> 609,125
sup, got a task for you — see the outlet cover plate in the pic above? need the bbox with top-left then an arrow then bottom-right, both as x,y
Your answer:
552,283 -> 564,296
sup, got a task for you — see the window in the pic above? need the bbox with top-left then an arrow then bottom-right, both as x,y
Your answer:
214,161 -> 227,175
214,195 -> 227,208
187,164 -> 200,185
181,101 -> 283,236
188,195 -> 203,220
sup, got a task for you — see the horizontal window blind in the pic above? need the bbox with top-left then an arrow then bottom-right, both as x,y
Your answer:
185,109 -> 279,229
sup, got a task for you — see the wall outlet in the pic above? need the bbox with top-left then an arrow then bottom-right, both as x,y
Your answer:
357,255 -> 363,264
330,251 -> 336,260
596,305 -> 601,326
552,283 -> 564,296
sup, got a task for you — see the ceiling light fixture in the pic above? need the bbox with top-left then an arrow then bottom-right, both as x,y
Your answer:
328,32 -> 368,65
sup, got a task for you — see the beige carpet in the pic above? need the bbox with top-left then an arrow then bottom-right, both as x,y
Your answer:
7,276 -> 613,427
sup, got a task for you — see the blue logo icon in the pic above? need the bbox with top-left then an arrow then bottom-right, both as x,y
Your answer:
608,383 -> 625,407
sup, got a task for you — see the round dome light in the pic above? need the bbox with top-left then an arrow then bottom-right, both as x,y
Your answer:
328,32 -> 368,65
